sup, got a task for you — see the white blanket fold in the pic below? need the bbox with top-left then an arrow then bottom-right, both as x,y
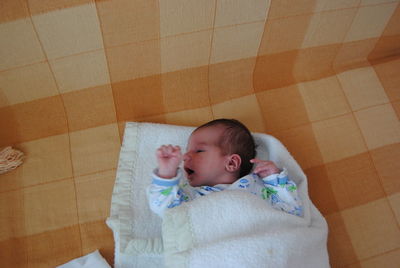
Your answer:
106,122 -> 330,268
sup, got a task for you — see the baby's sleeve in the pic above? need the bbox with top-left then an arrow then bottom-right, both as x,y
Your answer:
146,169 -> 187,217
261,168 -> 303,217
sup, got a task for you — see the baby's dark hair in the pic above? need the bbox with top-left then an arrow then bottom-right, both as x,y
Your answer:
194,119 -> 256,177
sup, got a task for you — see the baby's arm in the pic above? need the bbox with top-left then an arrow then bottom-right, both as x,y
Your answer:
147,145 -> 187,217
147,170 -> 187,217
251,159 -> 303,217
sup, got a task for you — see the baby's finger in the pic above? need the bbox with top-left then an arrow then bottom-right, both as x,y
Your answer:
157,146 -> 167,157
253,165 -> 268,174
250,158 -> 263,164
251,158 -> 274,164
166,145 -> 174,155
172,145 -> 181,153
171,146 -> 182,157
158,145 -> 171,157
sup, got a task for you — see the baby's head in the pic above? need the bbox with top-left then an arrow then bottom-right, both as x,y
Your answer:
183,119 -> 256,187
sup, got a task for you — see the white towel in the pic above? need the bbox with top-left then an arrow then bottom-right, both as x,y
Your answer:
106,122 -> 329,268
56,250 -> 110,268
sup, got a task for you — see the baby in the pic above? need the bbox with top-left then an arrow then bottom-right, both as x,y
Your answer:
147,119 -> 303,217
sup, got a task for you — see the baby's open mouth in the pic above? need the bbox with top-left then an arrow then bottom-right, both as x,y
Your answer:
184,167 -> 194,176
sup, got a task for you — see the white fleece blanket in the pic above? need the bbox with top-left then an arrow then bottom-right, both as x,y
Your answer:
162,191 -> 329,268
106,122 -> 329,268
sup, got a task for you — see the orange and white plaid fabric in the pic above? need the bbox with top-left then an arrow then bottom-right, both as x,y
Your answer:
0,0 -> 399,267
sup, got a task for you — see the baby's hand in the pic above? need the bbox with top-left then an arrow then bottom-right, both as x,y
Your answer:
156,145 -> 183,179
250,158 -> 280,178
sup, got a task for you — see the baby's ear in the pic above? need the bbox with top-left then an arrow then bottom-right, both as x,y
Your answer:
226,154 -> 241,172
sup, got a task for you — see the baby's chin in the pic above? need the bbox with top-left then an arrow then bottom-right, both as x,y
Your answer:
188,179 -> 200,187
188,178 -> 217,188
187,178 -> 205,187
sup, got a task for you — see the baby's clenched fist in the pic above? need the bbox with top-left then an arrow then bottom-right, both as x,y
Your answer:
156,145 -> 183,179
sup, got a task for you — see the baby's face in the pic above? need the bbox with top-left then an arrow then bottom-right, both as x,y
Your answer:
183,126 -> 231,187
